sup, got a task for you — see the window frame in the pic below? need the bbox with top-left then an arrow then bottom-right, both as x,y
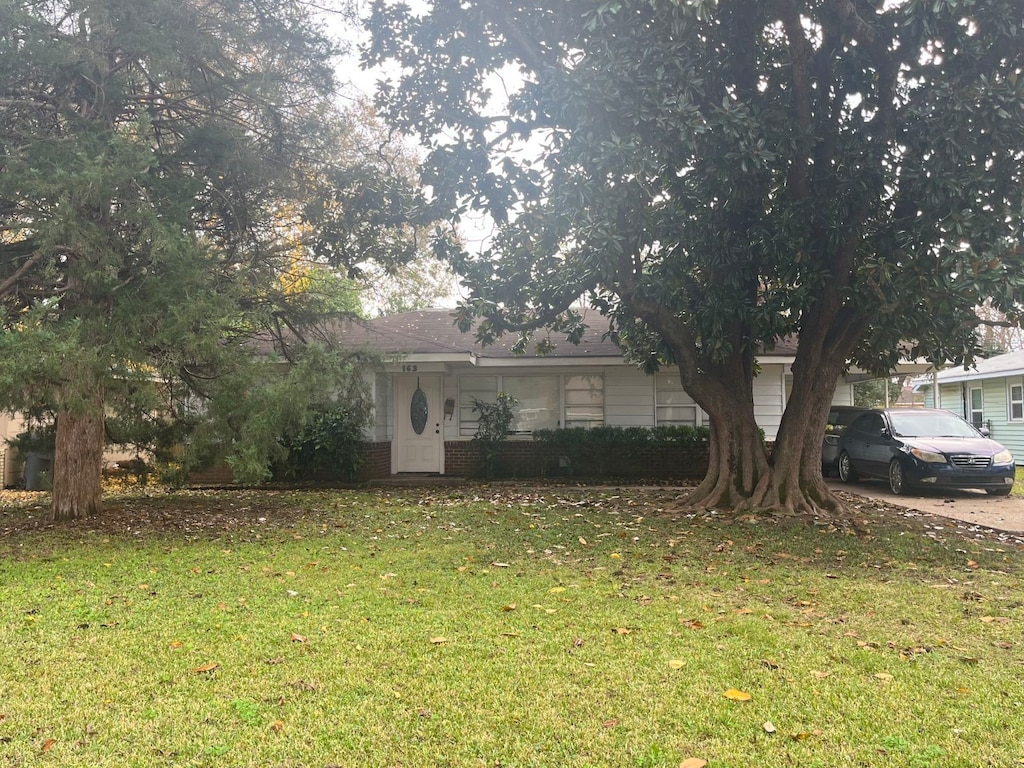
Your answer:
1008,380 -> 1024,423
457,372 -> 606,437
968,386 -> 984,429
654,372 -> 700,427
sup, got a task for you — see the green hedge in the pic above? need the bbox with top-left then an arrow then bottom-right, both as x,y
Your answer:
531,425 -> 710,477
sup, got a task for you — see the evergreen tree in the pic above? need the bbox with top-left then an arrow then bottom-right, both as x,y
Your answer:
0,0 -> 425,519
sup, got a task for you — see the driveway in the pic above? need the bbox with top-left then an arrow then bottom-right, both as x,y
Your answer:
827,479 -> 1024,534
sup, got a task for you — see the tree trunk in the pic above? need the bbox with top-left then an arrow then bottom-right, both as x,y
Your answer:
680,342 -> 859,521
685,387 -> 772,509
51,388 -> 106,521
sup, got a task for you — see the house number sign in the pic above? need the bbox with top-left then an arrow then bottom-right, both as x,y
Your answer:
410,377 -> 428,435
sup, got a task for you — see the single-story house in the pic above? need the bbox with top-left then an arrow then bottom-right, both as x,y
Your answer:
335,309 -> 934,479
920,350 -> 1024,459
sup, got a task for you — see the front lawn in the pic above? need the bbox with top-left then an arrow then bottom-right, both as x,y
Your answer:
1,486 -> 1021,767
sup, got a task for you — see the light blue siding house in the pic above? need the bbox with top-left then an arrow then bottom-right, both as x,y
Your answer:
922,350 -> 1024,459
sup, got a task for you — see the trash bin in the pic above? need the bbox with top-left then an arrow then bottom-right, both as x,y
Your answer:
24,453 -> 53,491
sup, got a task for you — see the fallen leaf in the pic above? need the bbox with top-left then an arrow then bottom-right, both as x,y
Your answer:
429,636 -> 449,644
192,662 -> 219,673
723,688 -> 752,701
549,586 -> 566,593
613,627 -> 632,635
610,553 -> 622,559
679,759 -> 708,768
668,659 -> 686,670
810,670 -> 831,679
270,720 -> 284,733
578,537 -> 588,546
602,718 -> 619,728
290,633 -> 307,643
491,562 -> 510,568
41,739 -> 56,753
874,672 -> 893,682
763,721 -> 777,734
501,604 -> 516,612
168,640 -> 183,649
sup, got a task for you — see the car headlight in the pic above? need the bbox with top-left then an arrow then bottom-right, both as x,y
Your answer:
909,448 -> 946,464
993,449 -> 1014,465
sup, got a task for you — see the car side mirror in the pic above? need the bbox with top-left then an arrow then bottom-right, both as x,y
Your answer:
880,428 -> 892,439
980,426 -> 991,437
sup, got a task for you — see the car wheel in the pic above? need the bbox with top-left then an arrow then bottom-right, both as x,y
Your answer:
888,460 -> 907,495
986,487 -> 1013,497
838,452 -> 858,483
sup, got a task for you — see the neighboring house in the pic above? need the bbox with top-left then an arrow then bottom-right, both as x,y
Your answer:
0,411 -> 26,487
335,309 -> 933,478
919,350 -> 1024,459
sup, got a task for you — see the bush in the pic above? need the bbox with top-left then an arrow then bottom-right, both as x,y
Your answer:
276,406 -> 366,481
532,425 -> 711,477
472,393 -> 518,479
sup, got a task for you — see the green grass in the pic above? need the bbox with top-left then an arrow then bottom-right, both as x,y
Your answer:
1013,466 -> 1024,496
1,486 -> 1022,767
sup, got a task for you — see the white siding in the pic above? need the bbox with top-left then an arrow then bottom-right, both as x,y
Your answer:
372,373 -> 392,441
831,384 -> 854,406
754,364 -> 786,440
443,372 -> 461,441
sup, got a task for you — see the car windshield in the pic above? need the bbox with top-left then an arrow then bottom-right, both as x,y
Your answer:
887,411 -> 980,438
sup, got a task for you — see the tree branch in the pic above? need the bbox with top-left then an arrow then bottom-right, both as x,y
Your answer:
776,0 -> 814,200
0,249 -> 49,298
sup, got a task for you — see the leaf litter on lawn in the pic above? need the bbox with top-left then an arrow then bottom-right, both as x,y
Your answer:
1,483 -> 1023,767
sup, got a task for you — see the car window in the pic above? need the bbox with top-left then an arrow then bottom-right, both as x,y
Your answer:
887,410 -> 980,438
848,413 -> 881,435
829,409 -> 866,428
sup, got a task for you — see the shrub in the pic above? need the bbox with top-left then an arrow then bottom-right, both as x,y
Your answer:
532,425 -> 711,477
276,406 -> 366,481
472,393 -> 518,479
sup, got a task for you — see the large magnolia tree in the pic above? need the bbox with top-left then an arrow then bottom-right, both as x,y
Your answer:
367,0 -> 1024,517
0,0 -> 429,520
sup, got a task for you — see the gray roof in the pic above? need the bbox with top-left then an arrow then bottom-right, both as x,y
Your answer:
329,308 -> 804,361
329,309 -> 622,359
935,350 -> 1024,384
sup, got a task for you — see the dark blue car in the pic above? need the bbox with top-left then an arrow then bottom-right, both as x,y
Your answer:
837,408 -> 1015,496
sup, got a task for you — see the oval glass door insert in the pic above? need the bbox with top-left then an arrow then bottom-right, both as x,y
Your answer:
410,378 -> 428,435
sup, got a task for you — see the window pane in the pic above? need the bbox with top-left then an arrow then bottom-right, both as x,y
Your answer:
656,405 -> 697,426
564,375 -> 604,428
459,376 -> 498,436
1011,385 -> 1023,422
503,376 -> 560,433
971,389 -> 983,409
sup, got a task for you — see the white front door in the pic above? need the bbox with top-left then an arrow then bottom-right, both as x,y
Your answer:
392,375 -> 444,473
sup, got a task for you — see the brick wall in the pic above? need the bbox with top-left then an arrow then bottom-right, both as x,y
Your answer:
354,441 -> 391,482
408,440 -> 708,481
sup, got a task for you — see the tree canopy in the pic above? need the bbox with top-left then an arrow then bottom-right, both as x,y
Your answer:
0,0 -> 430,519
367,0 -> 1024,517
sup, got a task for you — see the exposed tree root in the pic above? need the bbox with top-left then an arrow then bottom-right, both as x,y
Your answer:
679,468 -> 869,533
